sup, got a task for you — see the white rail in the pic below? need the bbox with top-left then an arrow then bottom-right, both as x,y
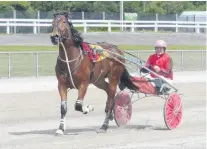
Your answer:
0,50 -> 205,78
0,19 -> 206,34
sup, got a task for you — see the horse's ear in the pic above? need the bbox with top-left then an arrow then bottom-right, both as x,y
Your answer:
63,12 -> 69,19
53,10 -> 56,17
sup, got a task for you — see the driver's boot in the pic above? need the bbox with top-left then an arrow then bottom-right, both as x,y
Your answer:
160,83 -> 171,94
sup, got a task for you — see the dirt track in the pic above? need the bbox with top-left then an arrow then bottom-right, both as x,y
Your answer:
0,82 -> 206,149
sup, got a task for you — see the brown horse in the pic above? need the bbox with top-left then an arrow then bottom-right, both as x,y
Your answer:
50,12 -> 138,135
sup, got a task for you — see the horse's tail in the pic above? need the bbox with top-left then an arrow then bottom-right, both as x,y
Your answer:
118,68 -> 139,91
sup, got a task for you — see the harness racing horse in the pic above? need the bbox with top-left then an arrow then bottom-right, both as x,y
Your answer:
50,12 -> 138,135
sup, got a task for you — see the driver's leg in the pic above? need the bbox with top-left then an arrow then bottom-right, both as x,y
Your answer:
160,78 -> 173,93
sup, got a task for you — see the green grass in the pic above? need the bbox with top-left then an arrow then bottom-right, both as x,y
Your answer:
0,44 -> 205,77
0,45 -> 206,78
0,45 -> 58,52
0,45 -> 206,52
0,52 -> 57,77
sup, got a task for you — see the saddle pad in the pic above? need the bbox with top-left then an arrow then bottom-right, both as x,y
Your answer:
82,42 -> 109,62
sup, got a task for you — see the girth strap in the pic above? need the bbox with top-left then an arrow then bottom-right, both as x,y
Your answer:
90,62 -> 95,81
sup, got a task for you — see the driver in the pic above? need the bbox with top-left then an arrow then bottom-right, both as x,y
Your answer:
140,40 -> 173,94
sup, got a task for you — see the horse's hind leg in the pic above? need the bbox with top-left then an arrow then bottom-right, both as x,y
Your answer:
94,78 -> 110,115
98,69 -> 122,133
55,82 -> 68,136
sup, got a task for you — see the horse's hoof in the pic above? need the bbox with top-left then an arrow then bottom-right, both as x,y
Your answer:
55,129 -> 64,136
75,102 -> 83,112
97,125 -> 108,133
82,105 -> 94,114
97,128 -> 107,133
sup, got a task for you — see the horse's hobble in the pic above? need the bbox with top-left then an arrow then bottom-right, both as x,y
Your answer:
74,100 -> 83,112
61,101 -> 67,119
56,100 -> 67,134
75,100 -> 94,114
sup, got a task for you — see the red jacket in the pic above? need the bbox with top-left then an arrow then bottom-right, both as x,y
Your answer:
146,52 -> 173,80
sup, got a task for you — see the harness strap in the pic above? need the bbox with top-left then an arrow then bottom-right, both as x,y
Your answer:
90,62 -> 95,81
55,62 -> 67,78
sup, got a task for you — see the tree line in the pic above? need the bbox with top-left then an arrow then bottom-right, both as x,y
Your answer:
0,1 -> 206,15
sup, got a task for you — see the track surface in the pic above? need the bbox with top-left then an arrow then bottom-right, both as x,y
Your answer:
0,32 -> 206,46
0,82 -> 206,149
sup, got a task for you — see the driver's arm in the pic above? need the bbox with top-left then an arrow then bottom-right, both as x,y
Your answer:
140,55 -> 152,73
160,57 -> 172,76
145,55 -> 152,69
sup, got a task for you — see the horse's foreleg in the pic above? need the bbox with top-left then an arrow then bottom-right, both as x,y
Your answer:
75,82 -> 93,114
55,82 -> 68,136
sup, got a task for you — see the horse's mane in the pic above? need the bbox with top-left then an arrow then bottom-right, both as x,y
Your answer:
68,21 -> 83,47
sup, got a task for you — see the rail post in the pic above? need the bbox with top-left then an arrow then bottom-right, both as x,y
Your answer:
103,12 -> 105,20
37,11 -> 40,33
35,52 -> 39,77
131,22 -> 135,32
108,21 -> 111,32
196,23 -> 200,34
181,51 -> 184,71
84,22 -> 87,33
154,13 -> 158,32
82,11 -> 84,20
33,21 -> 37,34
13,10 -> 16,34
175,14 -> 178,33
201,50 -> 204,70
8,53 -> 11,78
154,21 -> 158,32
6,21 -> 10,34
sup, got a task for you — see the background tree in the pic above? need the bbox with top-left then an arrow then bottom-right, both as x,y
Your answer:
93,1 -> 119,12
0,1 -> 205,15
145,1 -> 166,15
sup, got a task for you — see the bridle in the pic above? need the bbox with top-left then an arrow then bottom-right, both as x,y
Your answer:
52,15 -> 83,89
52,15 -> 71,41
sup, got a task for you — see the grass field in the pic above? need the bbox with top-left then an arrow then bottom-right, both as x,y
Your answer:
0,44 -> 206,52
0,50 -> 206,78
0,45 -> 206,78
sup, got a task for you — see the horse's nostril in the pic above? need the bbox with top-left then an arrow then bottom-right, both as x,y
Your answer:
51,35 -> 59,39
50,35 -> 59,45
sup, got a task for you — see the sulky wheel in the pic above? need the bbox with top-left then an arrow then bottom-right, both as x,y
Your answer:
113,90 -> 132,127
164,93 -> 183,130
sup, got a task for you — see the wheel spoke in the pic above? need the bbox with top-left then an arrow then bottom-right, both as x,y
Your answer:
114,90 -> 132,127
164,93 -> 182,129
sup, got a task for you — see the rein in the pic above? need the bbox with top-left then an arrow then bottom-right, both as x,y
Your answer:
57,41 -> 83,89
54,18 -> 84,89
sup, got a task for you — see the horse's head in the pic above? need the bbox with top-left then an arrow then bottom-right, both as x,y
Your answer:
50,12 -> 71,45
